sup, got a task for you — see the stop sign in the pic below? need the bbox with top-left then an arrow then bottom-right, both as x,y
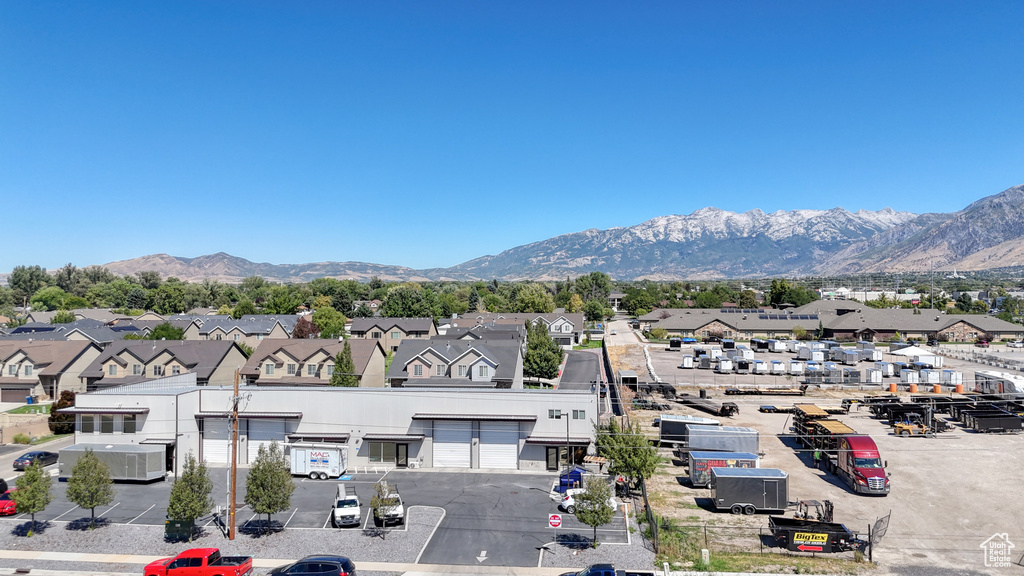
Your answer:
549,513 -> 562,528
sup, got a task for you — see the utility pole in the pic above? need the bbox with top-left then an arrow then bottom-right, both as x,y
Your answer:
229,368 -> 240,540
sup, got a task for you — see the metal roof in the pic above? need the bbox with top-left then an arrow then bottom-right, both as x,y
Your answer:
412,413 -> 537,422
58,406 -> 150,415
195,411 -> 302,419
288,433 -> 351,442
140,438 -> 177,445
361,434 -> 426,442
524,436 -> 591,445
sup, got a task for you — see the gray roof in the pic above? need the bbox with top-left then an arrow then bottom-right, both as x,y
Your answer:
350,317 -> 436,334
386,338 -> 521,383
80,340 -> 241,383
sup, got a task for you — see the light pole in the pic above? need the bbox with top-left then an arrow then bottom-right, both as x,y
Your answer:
559,409 -> 570,474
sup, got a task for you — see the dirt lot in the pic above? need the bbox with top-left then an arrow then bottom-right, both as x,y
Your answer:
620,339 -> 1024,574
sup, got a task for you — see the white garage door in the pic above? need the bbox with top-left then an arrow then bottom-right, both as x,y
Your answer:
247,419 -> 286,463
433,421 -> 472,468
202,419 -> 231,464
479,422 -> 519,469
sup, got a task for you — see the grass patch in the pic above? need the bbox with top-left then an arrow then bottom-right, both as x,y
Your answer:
574,341 -> 603,350
30,433 -> 72,445
6,404 -> 51,415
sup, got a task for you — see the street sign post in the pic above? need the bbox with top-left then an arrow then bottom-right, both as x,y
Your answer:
548,514 -> 562,528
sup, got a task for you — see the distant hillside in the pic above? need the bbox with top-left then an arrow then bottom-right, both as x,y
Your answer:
95,184 -> 1024,282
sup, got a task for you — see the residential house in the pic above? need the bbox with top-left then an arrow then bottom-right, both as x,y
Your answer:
350,317 -> 437,352
454,312 -> 586,348
240,339 -> 387,387
387,338 -> 524,389
78,340 -> 247,391
0,341 -> 102,401
180,316 -> 296,350
25,308 -> 134,324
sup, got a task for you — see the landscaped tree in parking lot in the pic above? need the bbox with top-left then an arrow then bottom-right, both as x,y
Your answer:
595,419 -> 659,496
523,321 -> 563,381
66,448 -> 115,529
573,476 -> 616,547
167,452 -> 214,540
244,440 -> 295,535
12,460 -> 52,536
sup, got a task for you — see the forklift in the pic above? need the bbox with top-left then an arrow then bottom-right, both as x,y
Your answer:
892,412 -> 945,437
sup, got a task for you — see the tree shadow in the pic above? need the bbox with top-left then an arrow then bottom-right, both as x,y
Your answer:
555,532 -> 594,550
66,517 -> 112,531
11,520 -> 53,537
238,518 -> 284,537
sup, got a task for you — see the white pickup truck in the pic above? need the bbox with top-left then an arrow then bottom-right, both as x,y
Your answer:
373,484 -> 405,526
332,484 -> 361,528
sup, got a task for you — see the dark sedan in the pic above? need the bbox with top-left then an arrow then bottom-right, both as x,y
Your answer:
270,555 -> 356,576
12,451 -> 58,471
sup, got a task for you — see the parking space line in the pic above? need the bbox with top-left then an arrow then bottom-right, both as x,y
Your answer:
412,506 -> 447,564
322,512 -> 332,529
51,506 -> 79,521
126,504 -> 155,525
101,502 -> 121,516
282,508 -> 298,528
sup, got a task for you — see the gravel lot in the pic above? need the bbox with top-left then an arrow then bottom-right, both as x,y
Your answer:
630,342 -> 1024,574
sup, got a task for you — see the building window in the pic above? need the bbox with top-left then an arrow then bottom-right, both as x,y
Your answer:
478,365 -> 488,378
371,331 -> 382,339
391,331 -> 400,339
287,364 -> 297,375
413,365 -> 423,377
307,364 -> 316,376
326,364 -> 335,376
265,363 -> 275,375
7,365 -> 15,376
548,409 -> 561,419
24,364 -> 32,376
133,364 -> 142,376
573,410 -> 585,420
215,334 -> 222,340
369,442 -> 396,463
233,334 -> 240,341
108,365 -> 117,376
171,365 -> 181,375
435,364 -> 445,376
458,365 -> 467,377
80,415 -> 95,433
257,334 -> 264,340
123,414 -> 136,434
100,415 -> 114,434
153,365 -> 164,376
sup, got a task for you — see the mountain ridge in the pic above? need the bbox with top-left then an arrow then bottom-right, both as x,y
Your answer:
97,184 -> 1024,282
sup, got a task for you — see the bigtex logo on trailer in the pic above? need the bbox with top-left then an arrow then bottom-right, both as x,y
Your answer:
793,532 -> 829,543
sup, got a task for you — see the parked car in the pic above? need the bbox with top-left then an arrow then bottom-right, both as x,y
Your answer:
13,451 -> 58,471
144,548 -> 253,576
975,340 -> 991,348
0,490 -> 17,515
372,485 -> 405,526
270,555 -> 356,576
559,487 -> 617,514
1009,341 -> 1024,349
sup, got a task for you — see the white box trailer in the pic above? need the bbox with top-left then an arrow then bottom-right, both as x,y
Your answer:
59,444 -> 166,482
865,368 -> 883,384
768,340 -> 788,353
785,340 -> 800,353
810,350 -> 826,362
770,360 -> 786,375
901,370 -> 920,384
715,358 -> 734,373
679,355 -> 694,369
735,346 -> 755,360
289,443 -> 348,480
914,354 -> 944,368
752,360 -> 769,374
796,347 -> 811,360
919,369 -> 941,384
874,362 -> 894,377
788,360 -> 804,375
941,370 -> 964,385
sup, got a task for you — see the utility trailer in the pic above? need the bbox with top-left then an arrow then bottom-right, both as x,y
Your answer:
289,444 -> 348,479
59,444 -> 166,482
683,424 -> 759,454
677,393 -> 740,417
658,414 -> 720,445
725,385 -> 807,396
768,516 -> 861,553
710,468 -> 788,514
688,450 -> 758,487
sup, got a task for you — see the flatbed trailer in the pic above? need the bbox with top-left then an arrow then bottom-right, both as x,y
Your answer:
768,516 -> 862,553
677,393 -> 740,417
726,386 -> 807,396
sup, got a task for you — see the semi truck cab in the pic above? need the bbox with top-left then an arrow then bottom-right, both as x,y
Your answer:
832,436 -> 889,495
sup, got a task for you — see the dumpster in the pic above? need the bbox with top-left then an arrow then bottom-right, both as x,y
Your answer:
556,465 -> 588,493
164,519 -> 195,541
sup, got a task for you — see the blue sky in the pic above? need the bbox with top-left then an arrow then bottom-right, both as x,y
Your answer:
3,2 -> 1023,272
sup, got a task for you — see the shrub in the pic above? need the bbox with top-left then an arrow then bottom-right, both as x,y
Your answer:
13,433 -> 31,444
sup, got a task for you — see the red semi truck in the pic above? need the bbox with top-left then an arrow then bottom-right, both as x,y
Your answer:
792,405 -> 890,496
144,548 -> 253,576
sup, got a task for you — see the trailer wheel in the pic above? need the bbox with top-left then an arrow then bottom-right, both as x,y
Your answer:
900,430 -> 910,437
320,472 -> 329,480
743,505 -> 756,515
730,504 -> 743,514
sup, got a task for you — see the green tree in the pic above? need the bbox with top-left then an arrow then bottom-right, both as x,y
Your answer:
523,321 -> 564,380
167,452 -> 214,540
126,286 -> 148,310
331,342 -> 358,387
575,272 -> 612,301
312,306 -> 347,339
12,460 -> 53,536
737,290 -> 758,308
468,287 -> 480,313
567,293 -> 584,314
244,440 -> 295,535
369,479 -> 400,539
381,284 -> 430,317
264,286 -> 301,315
9,265 -> 51,304
595,419 -> 659,496
149,322 -> 185,340
512,284 -> 555,313
232,296 -> 258,319
65,449 -> 115,529
48,391 -> 76,434
573,477 -> 616,547
582,299 -> 605,322
51,310 -> 77,324
30,286 -> 69,311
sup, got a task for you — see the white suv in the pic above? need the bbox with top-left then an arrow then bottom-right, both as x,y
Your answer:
559,487 -> 617,514
1009,341 -> 1024,348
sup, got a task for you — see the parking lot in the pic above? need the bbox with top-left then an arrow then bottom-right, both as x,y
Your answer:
632,340 -> 1024,572
1,465 -> 632,567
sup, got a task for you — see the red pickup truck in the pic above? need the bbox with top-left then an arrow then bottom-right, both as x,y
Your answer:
144,547 -> 253,576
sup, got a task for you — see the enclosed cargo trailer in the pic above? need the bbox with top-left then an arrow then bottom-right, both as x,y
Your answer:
711,468 -> 788,514
59,444 -> 165,482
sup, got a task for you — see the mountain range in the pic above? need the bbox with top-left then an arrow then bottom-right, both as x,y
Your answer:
99,184 -> 1024,283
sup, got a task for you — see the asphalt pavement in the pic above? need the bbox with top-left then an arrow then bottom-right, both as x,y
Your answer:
558,350 -> 601,391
